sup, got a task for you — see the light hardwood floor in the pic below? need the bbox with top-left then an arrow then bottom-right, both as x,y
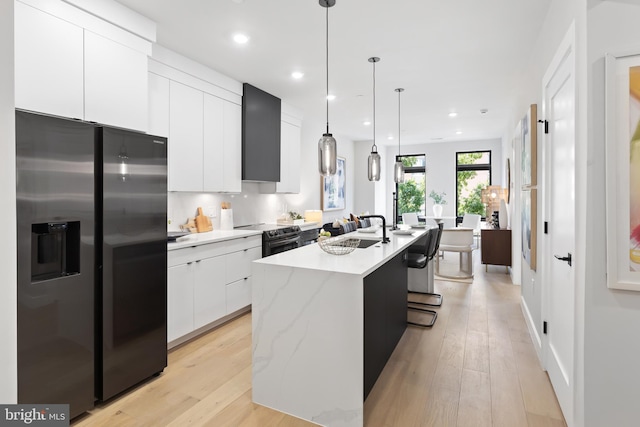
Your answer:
73,253 -> 566,427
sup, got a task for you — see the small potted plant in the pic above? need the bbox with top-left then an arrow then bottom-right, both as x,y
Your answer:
289,211 -> 305,225
429,190 -> 447,217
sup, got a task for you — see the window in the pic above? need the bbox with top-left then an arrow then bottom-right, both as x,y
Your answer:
395,154 -> 426,223
456,151 -> 491,219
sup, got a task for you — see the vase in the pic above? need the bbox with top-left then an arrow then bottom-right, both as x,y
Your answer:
432,204 -> 443,217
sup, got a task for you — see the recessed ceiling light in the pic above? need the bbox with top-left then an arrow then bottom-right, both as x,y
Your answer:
363,121 -> 371,126
431,137 -> 443,141
388,136 -> 394,140
456,130 -> 463,135
480,108 -> 488,115
233,33 -> 250,44
448,112 -> 458,118
291,71 -> 304,79
327,94 -> 336,101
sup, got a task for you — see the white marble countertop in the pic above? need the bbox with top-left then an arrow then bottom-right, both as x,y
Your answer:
254,227 -> 429,277
167,229 -> 262,250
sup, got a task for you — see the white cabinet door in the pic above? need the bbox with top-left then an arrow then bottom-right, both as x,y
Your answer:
169,81 -> 204,191
203,94 -> 224,192
168,263 -> 194,342
226,247 -> 261,284
148,73 -> 170,137
226,277 -> 251,314
14,2 -> 84,119
193,256 -> 227,329
223,101 -> 242,193
84,31 -> 148,131
276,120 -> 301,193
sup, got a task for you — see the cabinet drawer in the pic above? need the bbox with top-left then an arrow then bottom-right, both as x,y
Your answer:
226,277 -> 251,314
223,235 -> 262,253
168,236 -> 262,268
226,246 -> 261,284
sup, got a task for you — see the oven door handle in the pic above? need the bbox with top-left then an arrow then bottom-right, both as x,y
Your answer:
269,236 -> 301,248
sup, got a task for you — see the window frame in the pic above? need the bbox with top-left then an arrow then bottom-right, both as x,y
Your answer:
395,153 -> 427,224
455,150 -> 492,221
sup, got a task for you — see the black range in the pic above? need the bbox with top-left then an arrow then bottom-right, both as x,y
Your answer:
235,223 -> 302,257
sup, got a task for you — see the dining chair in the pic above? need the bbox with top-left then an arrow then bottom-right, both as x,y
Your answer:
435,228 -> 474,279
460,213 -> 482,248
402,212 -> 420,226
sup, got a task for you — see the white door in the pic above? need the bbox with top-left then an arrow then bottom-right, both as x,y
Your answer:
543,27 -> 576,426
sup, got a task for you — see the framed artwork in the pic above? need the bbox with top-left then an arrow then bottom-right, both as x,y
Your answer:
521,188 -> 537,270
520,104 -> 538,270
605,51 -> 640,291
521,104 -> 538,187
321,157 -> 346,211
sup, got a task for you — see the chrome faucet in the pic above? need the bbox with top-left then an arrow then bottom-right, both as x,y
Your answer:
360,215 -> 390,243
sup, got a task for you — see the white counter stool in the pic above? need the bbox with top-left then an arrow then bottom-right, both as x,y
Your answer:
435,228 -> 474,279
407,226 -> 442,327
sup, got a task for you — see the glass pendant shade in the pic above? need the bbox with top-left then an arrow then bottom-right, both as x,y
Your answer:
318,133 -> 337,176
393,161 -> 405,183
368,147 -> 381,181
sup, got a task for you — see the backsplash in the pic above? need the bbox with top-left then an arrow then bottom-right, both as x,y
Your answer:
168,182 -> 349,231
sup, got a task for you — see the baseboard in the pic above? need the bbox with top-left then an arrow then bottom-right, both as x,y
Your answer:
520,296 -> 543,364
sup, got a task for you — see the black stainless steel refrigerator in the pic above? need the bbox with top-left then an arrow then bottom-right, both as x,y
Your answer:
16,110 -> 168,418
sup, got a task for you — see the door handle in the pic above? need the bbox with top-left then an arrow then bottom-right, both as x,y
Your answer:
554,253 -> 572,266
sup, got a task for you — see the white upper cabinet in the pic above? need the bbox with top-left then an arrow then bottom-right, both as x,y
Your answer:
203,95 -> 241,193
84,30 -> 148,131
278,120 -> 302,194
169,81 -> 204,192
14,1 -> 152,132
203,94 -> 224,192
222,101 -> 242,193
148,73 -> 170,137
15,2 -> 84,119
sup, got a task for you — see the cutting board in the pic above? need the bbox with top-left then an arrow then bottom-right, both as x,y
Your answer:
195,207 -> 213,233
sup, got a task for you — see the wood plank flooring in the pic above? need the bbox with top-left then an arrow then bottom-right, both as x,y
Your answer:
73,252 -> 565,426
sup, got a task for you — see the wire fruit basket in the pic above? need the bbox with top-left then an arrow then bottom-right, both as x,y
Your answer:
318,236 -> 361,255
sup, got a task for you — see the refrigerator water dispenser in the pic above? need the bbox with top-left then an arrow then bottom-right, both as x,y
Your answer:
31,221 -> 80,281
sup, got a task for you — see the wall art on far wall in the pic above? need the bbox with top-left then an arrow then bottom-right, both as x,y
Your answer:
520,104 -> 538,270
521,188 -> 537,271
321,156 -> 346,211
521,104 -> 538,187
606,51 -> 640,291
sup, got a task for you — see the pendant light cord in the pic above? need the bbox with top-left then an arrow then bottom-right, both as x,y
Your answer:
398,89 -> 401,156
325,5 -> 330,135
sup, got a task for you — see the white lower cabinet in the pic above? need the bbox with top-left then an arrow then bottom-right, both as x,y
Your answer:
167,236 -> 261,344
167,263 -> 194,342
193,256 -> 226,329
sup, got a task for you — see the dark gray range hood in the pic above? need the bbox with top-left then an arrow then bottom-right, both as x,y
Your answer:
242,83 -> 281,182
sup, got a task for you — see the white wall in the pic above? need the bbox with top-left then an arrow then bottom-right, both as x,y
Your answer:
584,1 -> 640,425
379,138 -> 503,228
0,0 -> 17,403
515,0 -> 585,364
168,117 -> 356,229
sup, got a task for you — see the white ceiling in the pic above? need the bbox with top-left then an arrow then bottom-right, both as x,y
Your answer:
116,0 -> 552,146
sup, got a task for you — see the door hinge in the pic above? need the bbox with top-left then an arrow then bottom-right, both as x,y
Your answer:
544,221 -> 548,234
538,119 -> 549,134
543,321 -> 548,335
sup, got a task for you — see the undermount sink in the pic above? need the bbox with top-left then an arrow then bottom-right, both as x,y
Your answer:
357,239 -> 381,249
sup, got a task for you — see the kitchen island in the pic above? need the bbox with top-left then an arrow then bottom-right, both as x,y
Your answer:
251,227 -> 428,427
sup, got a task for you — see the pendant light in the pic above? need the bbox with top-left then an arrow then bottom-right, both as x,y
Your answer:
367,57 -> 381,181
318,0 -> 337,176
393,88 -> 405,183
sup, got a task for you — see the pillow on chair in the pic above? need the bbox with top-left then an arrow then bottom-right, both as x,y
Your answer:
339,221 -> 358,234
